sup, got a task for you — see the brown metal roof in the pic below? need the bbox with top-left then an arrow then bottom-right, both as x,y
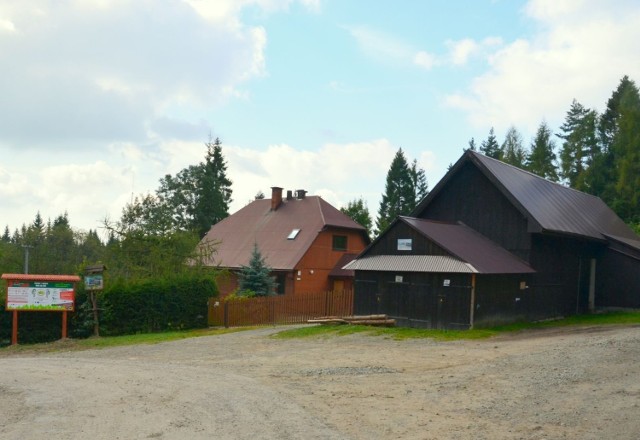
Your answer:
199,195 -> 367,270
413,150 -> 639,242
344,255 -> 476,273
1,274 -> 81,282
400,217 -> 535,274
329,253 -> 357,277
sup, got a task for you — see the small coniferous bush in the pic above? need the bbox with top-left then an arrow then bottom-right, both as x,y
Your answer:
238,243 -> 276,296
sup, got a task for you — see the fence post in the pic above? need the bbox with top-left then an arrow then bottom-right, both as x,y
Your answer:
325,290 -> 329,316
224,301 -> 229,328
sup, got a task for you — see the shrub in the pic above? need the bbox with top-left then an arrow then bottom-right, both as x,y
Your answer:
99,273 -> 218,336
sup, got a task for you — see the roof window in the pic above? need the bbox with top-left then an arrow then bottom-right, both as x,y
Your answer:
287,229 -> 301,240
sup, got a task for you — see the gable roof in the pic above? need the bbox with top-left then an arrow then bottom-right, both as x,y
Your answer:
413,150 -> 638,242
347,217 -> 535,274
199,195 -> 367,270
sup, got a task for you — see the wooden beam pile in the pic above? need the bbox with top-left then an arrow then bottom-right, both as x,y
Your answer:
308,314 -> 395,327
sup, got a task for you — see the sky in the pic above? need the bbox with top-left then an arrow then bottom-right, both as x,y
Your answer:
1,0 -> 640,236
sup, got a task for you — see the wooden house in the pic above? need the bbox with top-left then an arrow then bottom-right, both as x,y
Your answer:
198,187 -> 369,297
346,151 -> 640,329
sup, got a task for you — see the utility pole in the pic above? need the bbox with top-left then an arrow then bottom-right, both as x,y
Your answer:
21,245 -> 33,274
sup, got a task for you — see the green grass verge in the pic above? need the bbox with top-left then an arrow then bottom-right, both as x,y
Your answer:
2,311 -> 639,355
274,311 -> 640,341
274,324 -> 496,340
0,327 -> 253,356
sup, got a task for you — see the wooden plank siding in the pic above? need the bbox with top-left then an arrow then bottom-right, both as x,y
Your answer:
366,222 -> 449,257
208,290 -> 354,327
418,161 -> 531,261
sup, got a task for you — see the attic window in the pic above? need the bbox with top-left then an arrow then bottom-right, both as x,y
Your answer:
287,229 -> 301,240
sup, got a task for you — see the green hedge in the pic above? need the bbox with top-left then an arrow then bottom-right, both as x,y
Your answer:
0,274 -> 218,345
99,274 -> 217,335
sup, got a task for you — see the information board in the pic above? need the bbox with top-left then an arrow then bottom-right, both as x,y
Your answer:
6,281 -> 75,311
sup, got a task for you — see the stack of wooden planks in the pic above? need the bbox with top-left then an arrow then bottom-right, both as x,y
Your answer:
308,314 -> 395,327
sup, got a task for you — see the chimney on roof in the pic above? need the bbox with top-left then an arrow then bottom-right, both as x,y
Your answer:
296,189 -> 307,200
286,190 -> 293,200
271,187 -> 283,210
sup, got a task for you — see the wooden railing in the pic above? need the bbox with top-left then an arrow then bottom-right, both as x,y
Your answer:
208,290 -> 354,327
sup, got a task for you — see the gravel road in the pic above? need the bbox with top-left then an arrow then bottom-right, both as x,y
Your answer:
1,325 -> 639,439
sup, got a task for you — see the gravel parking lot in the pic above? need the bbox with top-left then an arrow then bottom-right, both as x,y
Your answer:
1,324 -> 639,439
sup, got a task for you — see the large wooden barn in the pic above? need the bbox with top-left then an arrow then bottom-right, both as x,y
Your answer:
345,150 -> 640,329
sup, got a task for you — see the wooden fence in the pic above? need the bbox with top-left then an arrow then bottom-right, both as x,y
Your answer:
208,290 -> 354,327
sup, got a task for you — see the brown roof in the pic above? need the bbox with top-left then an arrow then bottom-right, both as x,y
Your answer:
351,217 -> 535,274
414,150 -> 639,242
400,217 -> 535,274
199,195 -> 366,270
329,253 -> 357,277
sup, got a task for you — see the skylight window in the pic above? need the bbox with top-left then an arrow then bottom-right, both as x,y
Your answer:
287,229 -> 301,240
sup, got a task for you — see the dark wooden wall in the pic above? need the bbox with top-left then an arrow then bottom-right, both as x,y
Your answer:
416,162 -> 531,260
596,247 -> 640,308
365,221 -> 449,257
529,234 -> 601,315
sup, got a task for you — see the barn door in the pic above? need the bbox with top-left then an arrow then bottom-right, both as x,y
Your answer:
353,279 -> 379,315
434,276 -> 472,330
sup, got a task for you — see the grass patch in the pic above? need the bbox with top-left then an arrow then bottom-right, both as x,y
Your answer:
275,310 -> 640,341
0,327 -> 252,357
274,324 -> 496,341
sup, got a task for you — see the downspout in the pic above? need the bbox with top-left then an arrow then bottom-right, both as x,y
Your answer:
469,273 -> 476,329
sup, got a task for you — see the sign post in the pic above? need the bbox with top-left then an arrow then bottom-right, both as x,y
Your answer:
2,274 -> 80,345
84,264 -> 106,337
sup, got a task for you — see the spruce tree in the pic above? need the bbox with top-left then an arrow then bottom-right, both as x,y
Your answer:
195,136 -> 233,237
526,121 -> 558,181
557,100 -> 598,189
410,159 -> 429,203
465,137 -> 477,152
238,243 -> 276,296
609,78 -> 640,222
480,127 -> 501,159
501,126 -> 527,168
375,148 -> 423,235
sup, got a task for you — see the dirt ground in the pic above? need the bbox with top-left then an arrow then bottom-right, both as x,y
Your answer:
1,324 -> 639,440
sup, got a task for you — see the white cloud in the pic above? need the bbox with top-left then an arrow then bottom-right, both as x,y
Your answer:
444,0 -> 640,133
414,51 -> 437,70
0,1 -> 268,146
347,25 -> 438,71
445,37 -> 502,66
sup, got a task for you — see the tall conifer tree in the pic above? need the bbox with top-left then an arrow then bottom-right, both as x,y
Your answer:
501,126 -> 527,168
375,149 -> 427,235
480,127 -> 501,159
526,121 -> 558,181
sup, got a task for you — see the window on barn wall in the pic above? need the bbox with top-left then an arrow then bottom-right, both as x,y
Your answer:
332,235 -> 347,251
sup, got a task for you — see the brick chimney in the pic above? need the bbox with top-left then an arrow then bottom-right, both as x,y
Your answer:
271,187 -> 283,210
296,189 -> 307,199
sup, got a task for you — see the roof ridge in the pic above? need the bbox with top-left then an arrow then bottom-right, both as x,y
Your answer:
469,150 -> 604,201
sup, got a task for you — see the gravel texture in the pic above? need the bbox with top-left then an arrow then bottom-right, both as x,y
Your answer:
1,325 -> 639,439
